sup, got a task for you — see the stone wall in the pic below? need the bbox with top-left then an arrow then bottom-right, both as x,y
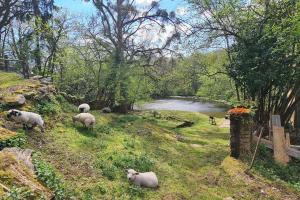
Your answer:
230,114 -> 251,158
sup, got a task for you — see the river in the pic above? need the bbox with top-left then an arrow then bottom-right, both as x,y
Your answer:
136,97 -> 229,117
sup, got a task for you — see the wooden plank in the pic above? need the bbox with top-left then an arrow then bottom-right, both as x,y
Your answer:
286,148 -> 300,159
252,134 -> 273,149
271,115 -> 281,127
286,132 -> 290,147
272,126 -> 289,165
290,145 -> 300,149
252,133 -> 300,160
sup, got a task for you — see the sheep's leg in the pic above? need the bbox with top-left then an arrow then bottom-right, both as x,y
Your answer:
23,124 -> 29,132
27,123 -> 36,130
39,125 -> 45,133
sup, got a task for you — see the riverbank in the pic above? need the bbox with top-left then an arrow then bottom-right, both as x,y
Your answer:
136,97 -> 230,118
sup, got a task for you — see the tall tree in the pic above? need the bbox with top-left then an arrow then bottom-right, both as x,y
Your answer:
189,0 -> 300,126
87,0 -> 181,112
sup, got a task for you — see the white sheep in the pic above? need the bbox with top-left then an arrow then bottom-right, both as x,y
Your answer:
78,103 -> 90,113
7,109 -> 45,132
126,169 -> 158,188
72,113 -> 95,128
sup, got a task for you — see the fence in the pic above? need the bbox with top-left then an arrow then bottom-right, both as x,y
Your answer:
252,115 -> 300,164
0,57 -> 19,72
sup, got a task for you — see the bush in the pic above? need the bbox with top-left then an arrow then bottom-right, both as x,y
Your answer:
32,153 -> 72,199
34,96 -> 61,115
254,145 -> 300,191
6,186 -> 39,200
0,133 -> 26,150
55,95 -> 77,113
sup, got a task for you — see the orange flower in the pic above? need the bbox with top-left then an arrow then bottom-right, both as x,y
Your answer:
228,107 -> 250,115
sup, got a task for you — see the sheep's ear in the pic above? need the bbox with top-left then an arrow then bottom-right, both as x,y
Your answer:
134,172 -> 139,175
16,112 -> 21,116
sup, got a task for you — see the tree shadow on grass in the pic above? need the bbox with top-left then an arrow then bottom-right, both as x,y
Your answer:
74,126 -> 98,138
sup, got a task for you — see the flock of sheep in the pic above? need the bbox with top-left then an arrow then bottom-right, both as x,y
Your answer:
5,103 -> 158,188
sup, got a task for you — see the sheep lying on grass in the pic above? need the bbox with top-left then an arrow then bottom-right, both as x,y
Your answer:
126,169 -> 158,188
72,113 -> 95,129
7,109 -> 45,132
78,103 -> 90,113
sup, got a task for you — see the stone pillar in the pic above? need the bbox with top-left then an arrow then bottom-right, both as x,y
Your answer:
230,113 -> 251,158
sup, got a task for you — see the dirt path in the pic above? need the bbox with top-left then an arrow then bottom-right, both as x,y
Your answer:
220,119 -> 230,128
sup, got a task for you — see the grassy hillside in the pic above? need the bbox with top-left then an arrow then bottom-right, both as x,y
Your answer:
0,71 -> 300,199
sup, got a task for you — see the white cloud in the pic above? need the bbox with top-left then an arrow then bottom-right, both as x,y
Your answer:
135,0 -> 153,5
176,7 -> 187,16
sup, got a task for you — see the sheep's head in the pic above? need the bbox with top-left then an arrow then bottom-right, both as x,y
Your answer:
7,109 -> 21,118
126,169 -> 139,181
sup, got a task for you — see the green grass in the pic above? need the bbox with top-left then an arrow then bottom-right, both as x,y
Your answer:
1,71 -> 299,199
24,109 -> 289,200
0,72 -> 28,89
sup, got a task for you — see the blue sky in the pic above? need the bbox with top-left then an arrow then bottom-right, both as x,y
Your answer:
55,0 -> 188,16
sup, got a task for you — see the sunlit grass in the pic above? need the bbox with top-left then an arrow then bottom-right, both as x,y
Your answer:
24,108 -> 275,199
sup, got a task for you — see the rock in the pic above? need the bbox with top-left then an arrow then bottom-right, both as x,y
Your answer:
2,94 -> 26,106
0,149 -> 53,199
31,75 -> 43,80
102,107 -> 112,113
23,91 -> 38,100
40,77 -> 52,85
2,147 -> 34,172
38,86 -> 48,94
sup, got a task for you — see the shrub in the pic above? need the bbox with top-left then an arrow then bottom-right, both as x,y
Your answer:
6,186 -> 38,200
0,133 -> 26,150
32,153 -> 72,199
34,96 -> 61,115
254,145 -> 300,191
55,95 -> 77,113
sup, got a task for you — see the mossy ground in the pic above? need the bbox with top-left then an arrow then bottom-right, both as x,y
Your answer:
1,71 -> 300,199
23,108 -> 299,199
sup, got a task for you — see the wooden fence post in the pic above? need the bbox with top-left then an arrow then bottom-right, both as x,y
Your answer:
272,115 -> 289,165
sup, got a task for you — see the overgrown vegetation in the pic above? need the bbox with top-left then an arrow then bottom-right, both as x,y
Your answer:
32,153 -> 72,199
254,145 -> 300,191
0,133 -> 26,150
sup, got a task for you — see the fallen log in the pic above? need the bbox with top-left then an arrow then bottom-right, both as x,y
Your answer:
176,121 -> 194,128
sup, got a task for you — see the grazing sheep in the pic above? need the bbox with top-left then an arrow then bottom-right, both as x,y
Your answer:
78,103 -> 90,113
72,113 -> 95,129
101,107 -> 111,113
126,169 -> 158,188
7,109 -> 44,132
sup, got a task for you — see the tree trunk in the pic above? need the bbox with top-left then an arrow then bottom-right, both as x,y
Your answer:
34,40 -> 42,73
295,100 -> 300,129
